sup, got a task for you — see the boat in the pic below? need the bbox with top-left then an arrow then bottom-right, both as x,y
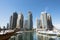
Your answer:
37,31 -> 60,37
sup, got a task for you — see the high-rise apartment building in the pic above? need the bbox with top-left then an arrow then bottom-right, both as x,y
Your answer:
40,12 -> 47,30
47,14 -> 53,30
17,13 -> 24,29
11,12 -> 18,29
28,11 -> 33,30
40,12 -> 53,30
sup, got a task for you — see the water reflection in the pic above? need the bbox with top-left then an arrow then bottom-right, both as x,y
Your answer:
23,32 -> 33,40
9,32 -> 60,40
16,34 -> 23,40
14,32 -> 33,40
37,34 -> 56,40
49,38 -> 55,40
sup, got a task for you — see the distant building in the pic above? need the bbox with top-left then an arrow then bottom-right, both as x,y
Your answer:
0,27 -> 1,32
3,26 -> 5,32
28,11 -> 33,30
24,20 -> 28,30
11,12 -> 18,29
16,13 -> 24,30
10,15 -> 13,29
36,18 -> 40,28
7,23 -> 9,29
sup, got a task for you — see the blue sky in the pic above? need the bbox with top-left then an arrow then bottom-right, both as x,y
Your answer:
0,0 -> 60,29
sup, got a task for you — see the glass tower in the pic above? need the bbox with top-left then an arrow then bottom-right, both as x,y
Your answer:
28,11 -> 33,30
12,12 -> 18,29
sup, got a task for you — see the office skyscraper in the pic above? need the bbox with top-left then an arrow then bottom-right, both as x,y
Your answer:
11,12 -> 18,29
17,13 -> 24,29
28,11 -> 33,30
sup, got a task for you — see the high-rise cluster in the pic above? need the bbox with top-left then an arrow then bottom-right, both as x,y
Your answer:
37,12 -> 53,30
9,11 -> 33,30
4,11 -> 53,31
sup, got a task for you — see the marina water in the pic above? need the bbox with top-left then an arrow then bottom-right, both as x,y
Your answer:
9,32 -> 60,40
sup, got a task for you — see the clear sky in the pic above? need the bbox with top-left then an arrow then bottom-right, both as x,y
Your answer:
0,0 -> 60,29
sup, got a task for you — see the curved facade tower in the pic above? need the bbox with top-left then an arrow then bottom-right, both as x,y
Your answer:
17,13 -> 24,29
40,12 -> 53,30
40,12 -> 47,30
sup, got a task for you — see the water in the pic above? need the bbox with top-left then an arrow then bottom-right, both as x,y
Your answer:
9,32 -> 60,40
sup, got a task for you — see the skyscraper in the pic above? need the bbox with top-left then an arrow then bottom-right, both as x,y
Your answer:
40,12 -> 47,30
11,12 -> 18,29
47,14 -> 52,25
23,20 -> 28,30
7,23 -> 9,29
28,11 -> 33,30
36,18 -> 40,28
40,12 -> 53,30
10,15 -> 13,29
16,14 -> 20,29
40,18 -> 42,29
47,14 -> 53,30
17,13 -> 24,29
